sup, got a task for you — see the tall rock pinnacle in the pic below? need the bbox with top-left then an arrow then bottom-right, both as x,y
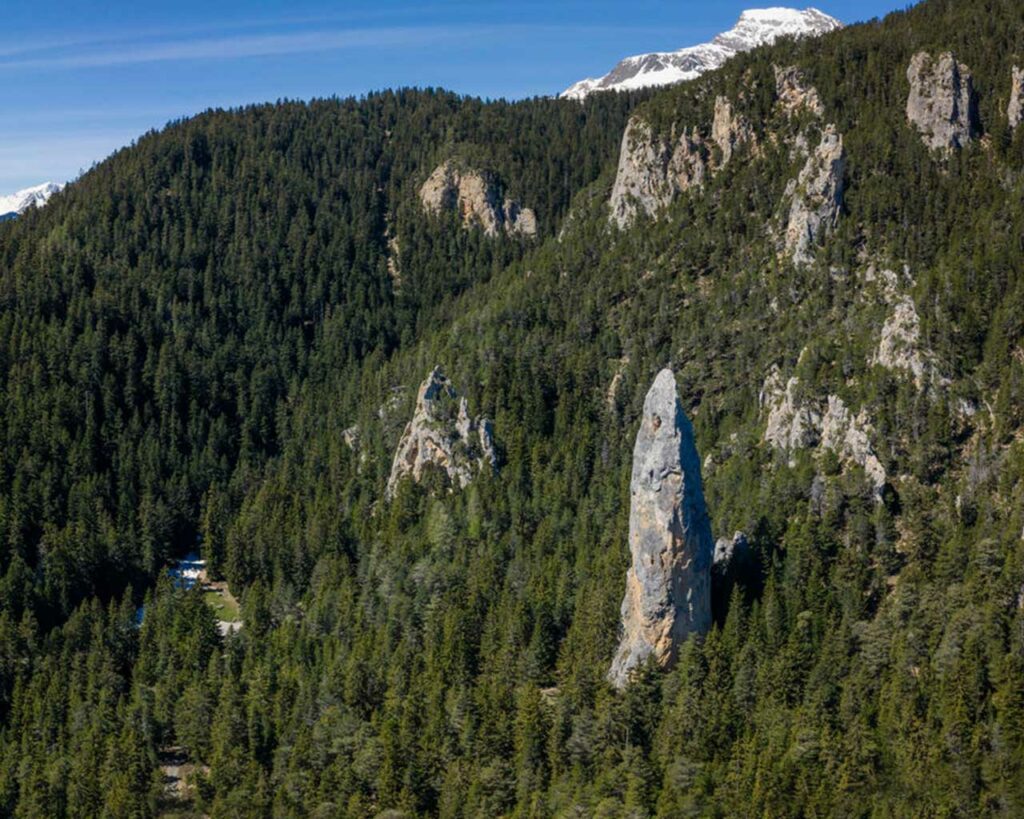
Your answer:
608,368 -> 713,688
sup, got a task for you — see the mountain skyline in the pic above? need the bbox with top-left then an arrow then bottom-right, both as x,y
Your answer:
1,1 -> 902,193
562,7 -> 842,99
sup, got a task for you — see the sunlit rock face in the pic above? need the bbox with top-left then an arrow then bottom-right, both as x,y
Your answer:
608,368 -> 713,688
419,161 -> 537,237
783,124 -> 846,265
386,367 -> 496,499
906,51 -> 978,153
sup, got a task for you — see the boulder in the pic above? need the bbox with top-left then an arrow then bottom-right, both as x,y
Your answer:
906,51 -> 978,152
783,124 -> 846,265
608,369 -> 713,688
419,161 -> 537,237
1009,66 -> 1024,129
385,367 -> 496,499
713,531 -> 749,567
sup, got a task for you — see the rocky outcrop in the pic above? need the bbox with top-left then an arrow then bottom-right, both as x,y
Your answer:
419,161 -> 537,238
819,396 -> 887,493
385,367 -> 496,499
711,96 -> 754,165
761,369 -> 887,495
761,367 -> 821,455
386,233 -> 401,287
606,356 -> 631,410
783,124 -> 846,265
609,118 -> 674,228
608,369 -> 713,688
774,65 -> 824,118
609,102 -> 753,228
1009,66 -> 1024,129
714,531 -> 749,567
874,296 -> 949,391
906,51 -> 978,152
609,117 -> 709,229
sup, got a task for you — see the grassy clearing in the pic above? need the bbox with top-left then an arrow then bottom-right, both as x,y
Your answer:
203,590 -> 240,621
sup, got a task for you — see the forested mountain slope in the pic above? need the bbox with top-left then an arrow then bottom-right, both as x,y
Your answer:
3,1 -> 1024,817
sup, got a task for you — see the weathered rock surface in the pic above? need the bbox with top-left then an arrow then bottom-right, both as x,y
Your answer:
609,103 -> 751,228
761,367 -> 821,454
906,51 -> 978,152
386,233 -> 401,287
1009,66 -> 1024,129
783,124 -> 846,265
419,161 -> 537,237
608,369 -> 713,688
714,531 -> 749,567
610,118 -> 684,228
386,367 -> 496,499
819,396 -> 887,493
761,369 -> 887,495
774,65 -> 825,118
711,96 -> 754,165
874,296 -> 949,391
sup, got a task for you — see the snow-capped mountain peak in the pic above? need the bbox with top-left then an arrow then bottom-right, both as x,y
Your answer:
0,182 -> 64,219
561,7 -> 842,100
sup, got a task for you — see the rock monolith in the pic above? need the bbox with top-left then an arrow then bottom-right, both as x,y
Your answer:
608,369 -> 713,688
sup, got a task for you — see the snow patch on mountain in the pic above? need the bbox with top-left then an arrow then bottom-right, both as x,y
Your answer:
0,182 -> 64,219
562,8 -> 842,100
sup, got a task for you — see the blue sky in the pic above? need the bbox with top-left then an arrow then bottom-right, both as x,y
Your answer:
1,1 -> 904,192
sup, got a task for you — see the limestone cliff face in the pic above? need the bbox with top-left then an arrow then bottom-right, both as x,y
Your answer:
874,296 -> 949,391
906,51 -> 978,152
761,367 -> 821,454
774,65 -> 825,118
610,118 -> 682,228
608,369 -> 713,688
783,124 -> 846,265
386,367 -> 496,499
761,368 -> 886,495
711,96 -> 754,165
819,396 -> 887,493
419,161 -> 537,238
610,106 -> 750,229
1009,66 -> 1024,129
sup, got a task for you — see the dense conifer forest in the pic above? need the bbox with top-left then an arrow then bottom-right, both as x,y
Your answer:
3,0 -> 1024,815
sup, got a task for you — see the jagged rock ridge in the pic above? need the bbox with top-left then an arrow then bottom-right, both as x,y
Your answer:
782,124 -> 846,264
906,51 -> 978,152
562,8 -> 841,100
608,96 -> 753,228
761,367 -> 886,494
774,64 -> 825,118
0,181 -> 63,219
386,367 -> 497,499
608,368 -> 713,688
419,161 -> 537,237
610,64 -> 832,230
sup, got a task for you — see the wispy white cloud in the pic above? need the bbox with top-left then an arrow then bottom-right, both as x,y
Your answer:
0,24 -> 499,71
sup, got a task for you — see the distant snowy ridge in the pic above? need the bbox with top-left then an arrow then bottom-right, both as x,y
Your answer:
0,182 -> 64,218
562,7 -> 842,100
